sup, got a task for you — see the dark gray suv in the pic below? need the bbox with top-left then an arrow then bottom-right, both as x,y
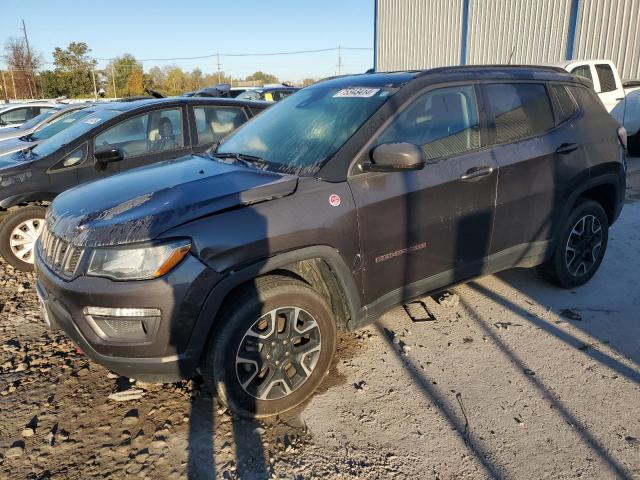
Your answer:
35,66 -> 627,417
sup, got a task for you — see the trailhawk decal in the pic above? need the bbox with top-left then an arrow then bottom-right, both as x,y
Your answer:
375,242 -> 427,264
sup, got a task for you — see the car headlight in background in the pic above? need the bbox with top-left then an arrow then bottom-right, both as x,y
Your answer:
87,240 -> 191,280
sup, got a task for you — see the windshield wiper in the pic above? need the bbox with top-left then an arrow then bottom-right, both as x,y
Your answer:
211,152 -> 267,169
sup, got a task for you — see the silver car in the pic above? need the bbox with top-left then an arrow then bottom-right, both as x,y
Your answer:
0,104 -> 95,156
0,102 -> 57,130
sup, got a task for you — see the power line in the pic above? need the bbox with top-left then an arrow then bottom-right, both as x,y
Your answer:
91,46 -> 372,62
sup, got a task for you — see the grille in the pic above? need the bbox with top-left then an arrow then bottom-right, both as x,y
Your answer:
38,225 -> 84,279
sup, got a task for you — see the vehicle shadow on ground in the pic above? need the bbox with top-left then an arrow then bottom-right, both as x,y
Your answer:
461,288 -> 633,479
187,388 -> 269,479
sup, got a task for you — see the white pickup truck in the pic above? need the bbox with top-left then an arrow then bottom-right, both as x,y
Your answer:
550,59 -> 640,154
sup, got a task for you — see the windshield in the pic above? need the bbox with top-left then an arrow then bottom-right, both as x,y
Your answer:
216,85 -> 394,175
19,109 -> 58,130
30,109 -> 120,158
30,108 -> 94,141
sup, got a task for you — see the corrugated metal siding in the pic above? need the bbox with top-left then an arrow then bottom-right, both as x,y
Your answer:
466,0 -> 573,64
375,0 -> 463,72
574,0 -> 640,78
376,0 -> 640,79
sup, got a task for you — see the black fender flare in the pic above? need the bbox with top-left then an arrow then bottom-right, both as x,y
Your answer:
550,171 -> 624,257
185,245 -> 363,359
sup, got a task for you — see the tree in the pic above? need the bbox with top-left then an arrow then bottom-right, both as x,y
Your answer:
164,65 -> 188,95
105,54 -> 143,98
301,78 -> 317,87
245,71 -> 279,85
126,68 -> 144,96
3,37 -> 42,98
49,42 -> 96,97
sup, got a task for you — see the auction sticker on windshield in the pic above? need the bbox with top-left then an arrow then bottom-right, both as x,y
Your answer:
334,87 -> 380,98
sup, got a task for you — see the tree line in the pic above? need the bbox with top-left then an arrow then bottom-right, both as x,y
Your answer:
2,38 -> 318,100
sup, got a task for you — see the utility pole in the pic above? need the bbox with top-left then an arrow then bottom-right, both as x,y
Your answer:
91,66 -> 98,101
337,45 -> 343,75
110,64 -> 117,99
38,75 -> 44,99
22,19 -> 36,98
1,70 -> 9,103
216,53 -> 222,84
10,68 -> 17,100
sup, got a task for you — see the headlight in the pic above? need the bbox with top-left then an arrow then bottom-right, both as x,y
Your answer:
87,240 -> 191,280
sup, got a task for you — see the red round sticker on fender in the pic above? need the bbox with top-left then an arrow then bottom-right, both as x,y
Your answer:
329,194 -> 341,207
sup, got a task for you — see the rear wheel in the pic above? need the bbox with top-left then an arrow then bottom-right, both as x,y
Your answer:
538,200 -> 608,288
203,275 -> 337,418
0,206 -> 47,272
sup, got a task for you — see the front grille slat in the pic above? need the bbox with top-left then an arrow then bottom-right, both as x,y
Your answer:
37,226 -> 84,279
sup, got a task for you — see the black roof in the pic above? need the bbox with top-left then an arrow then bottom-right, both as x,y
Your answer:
92,96 -> 271,113
314,65 -> 586,89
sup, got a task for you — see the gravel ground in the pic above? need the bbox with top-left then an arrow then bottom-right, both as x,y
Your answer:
1,158 -> 639,479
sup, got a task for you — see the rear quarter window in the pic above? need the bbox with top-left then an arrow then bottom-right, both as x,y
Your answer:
568,85 -> 610,117
485,83 -> 555,144
549,84 -> 579,123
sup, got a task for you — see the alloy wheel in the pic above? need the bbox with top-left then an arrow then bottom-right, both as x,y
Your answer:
565,214 -> 602,277
9,218 -> 44,264
235,306 -> 322,400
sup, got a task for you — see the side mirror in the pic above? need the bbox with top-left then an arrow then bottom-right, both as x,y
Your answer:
361,142 -> 426,173
94,145 -> 124,171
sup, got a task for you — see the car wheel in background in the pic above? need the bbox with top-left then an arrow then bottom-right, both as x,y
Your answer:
538,199 -> 609,288
0,206 -> 47,272
203,275 -> 337,418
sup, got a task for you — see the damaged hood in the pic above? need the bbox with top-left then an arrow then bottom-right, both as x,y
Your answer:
48,154 -> 298,247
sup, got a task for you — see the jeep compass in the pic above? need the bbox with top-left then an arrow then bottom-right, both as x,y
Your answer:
35,66 -> 627,417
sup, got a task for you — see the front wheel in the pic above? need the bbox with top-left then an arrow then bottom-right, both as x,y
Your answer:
203,275 -> 337,418
538,200 -> 609,288
0,206 -> 47,272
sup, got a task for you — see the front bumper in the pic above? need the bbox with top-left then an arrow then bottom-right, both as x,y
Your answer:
35,250 -> 220,382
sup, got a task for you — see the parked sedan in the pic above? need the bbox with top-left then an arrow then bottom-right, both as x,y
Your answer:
0,102 -> 57,130
0,103 -> 95,155
0,97 -> 270,270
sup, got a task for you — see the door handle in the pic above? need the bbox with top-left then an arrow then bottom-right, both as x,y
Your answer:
556,142 -> 579,155
615,97 -> 624,101
460,166 -> 494,181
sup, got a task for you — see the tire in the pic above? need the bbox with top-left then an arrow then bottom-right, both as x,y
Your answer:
203,275 -> 337,418
538,200 -> 609,288
0,206 -> 47,272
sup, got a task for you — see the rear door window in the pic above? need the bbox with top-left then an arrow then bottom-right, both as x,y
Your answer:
193,106 -> 248,146
485,83 -> 555,144
595,64 -> 617,92
376,84 -> 481,161
549,84 -> 579,123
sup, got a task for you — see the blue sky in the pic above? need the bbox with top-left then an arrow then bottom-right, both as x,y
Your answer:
0,0 -> 375,81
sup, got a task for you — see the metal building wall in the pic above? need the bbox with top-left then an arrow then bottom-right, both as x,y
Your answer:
375,0 -> 640,78
466,0 -> 573,64
574,0 -> 640,78
375,0 -> 463,71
